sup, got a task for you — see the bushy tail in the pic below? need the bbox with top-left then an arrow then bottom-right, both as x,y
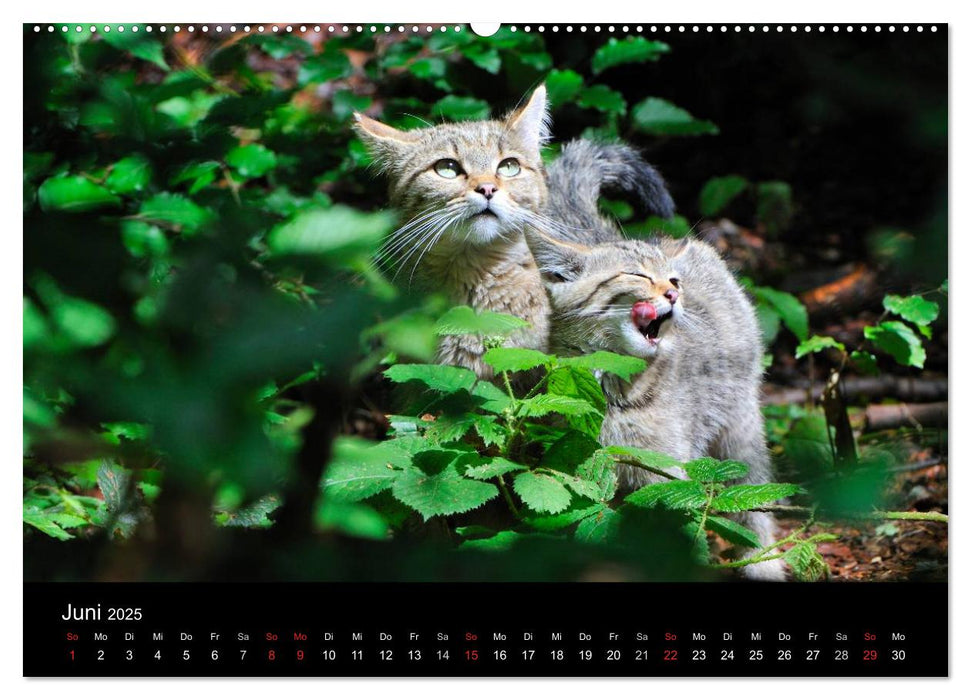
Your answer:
545,139 -> 675,244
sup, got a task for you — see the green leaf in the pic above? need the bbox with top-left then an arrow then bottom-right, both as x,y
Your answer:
323,446 -> 403,502
753,286 -> 809,342
864,321 -> 926,368
383,364 -> 477,394
470,381 -> 513,414
513,471 -> 573,514
543,430 -> 601,473
699,175 -> 749,217
783,540 -> 830,582
547,470 -> 603,501
703,514 -> 761,548
883,294 -> 940,326
525,503 -> 605,532
631,98 -> 719,136
458,530 -> 525,551
606,445 -> 682,469
795,335 -> 845,359
558,351 -> 647,381
105,155 -> 152,194
392,466 -> 498,519
710,483 -> 799,512
50,295 -> 116,347
102,26 -> 168,70
517,394 -> 598,419
435,306 -> 529,337
332,91 -> 373,121
245,34 -> 313,59
464,457 -> 526,480
23,508 -> 74,540
38,175 -> 121,212
157,91 -> 222,128
121,221 -> 169,259
298,46 -> 352,85
850,350 -> 880,376
217,494 -> 280,528
170,161 -> 220,194
684,458 -> 749,483
23,298 -> 49,350
432,95 -> 491,122
545,69 -> 584,108
225,143 -> 278,179
422,413 -> 477,444
97,462 -> 131,513
576,451 -> 618,502
575,507 -> 620,543
483,347 -> 551,374
471,414 -> 508,448
592,37 -> 670,74
756,181 -> 794,235
314,500 -> 388,540
139,193 -> 213,235
546,366 -> 605,439
626,480 -> 707,510
408,57 -> 447,84
462,44 -> 502,74
577,85 -> 627,115
782,414 -> 835,474
267,206 -> 394,260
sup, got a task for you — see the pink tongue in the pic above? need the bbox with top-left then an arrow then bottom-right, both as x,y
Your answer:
631,301 -> 658,324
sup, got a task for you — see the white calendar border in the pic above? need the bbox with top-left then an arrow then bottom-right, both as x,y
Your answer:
3,0 -> 964,696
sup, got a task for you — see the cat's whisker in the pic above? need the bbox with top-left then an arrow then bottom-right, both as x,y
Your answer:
374,206 -> 446,263
406,213 -> 463,286
389,215 -> 454,282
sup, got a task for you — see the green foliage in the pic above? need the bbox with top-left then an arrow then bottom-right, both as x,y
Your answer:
435,306 -> 529,337
864,321 -> 926,369
755,181 -> 794,235
591,37 -> 670,74
699,175 -> 749,217
883,294 -> 940,326
631,98 -> 719,136
752,286 -> 809,343
38,175 -> 121,212
795,335 -> 845,359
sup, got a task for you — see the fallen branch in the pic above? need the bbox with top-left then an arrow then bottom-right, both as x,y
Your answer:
864,402 -> 947,432
763,376 -> 948,406
751,504 -> 948,523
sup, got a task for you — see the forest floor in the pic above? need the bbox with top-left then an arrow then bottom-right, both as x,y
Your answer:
781,459 -> 947,582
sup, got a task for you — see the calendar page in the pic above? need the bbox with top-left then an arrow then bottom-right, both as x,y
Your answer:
22,20 -> 948,678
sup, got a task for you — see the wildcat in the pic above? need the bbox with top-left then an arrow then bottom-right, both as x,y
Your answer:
524,231 -> 786,581
353,85 -> 674,379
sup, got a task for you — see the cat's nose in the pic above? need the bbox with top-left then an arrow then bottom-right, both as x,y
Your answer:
664,288 -> 679,304
476,183 -> 497,199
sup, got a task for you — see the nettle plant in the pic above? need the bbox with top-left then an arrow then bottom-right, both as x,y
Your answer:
795,284 -> 946,374
322,306 -> 829,580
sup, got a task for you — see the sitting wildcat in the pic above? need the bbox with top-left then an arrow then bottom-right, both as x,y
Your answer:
525,231 -> 786,581
353,85 -> 673,378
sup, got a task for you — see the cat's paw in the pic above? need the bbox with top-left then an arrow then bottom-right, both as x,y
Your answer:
741,558 -> 787,582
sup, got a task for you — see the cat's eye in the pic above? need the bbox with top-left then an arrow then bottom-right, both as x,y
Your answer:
670,277 -> 681,288
496,158 -> 521,177
433,159 -> 463,179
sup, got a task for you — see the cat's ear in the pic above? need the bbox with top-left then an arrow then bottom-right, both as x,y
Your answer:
524,229 -> 590,284
353,113 -> 418,167
505,85 -> 551,153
